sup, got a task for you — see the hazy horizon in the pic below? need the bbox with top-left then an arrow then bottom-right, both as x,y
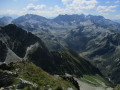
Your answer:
0,0 -> 120,20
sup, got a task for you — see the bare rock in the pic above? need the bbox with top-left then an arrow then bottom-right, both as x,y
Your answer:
68,88 -> 74,90
0,70 -> 14,87
17,78 -> 38,89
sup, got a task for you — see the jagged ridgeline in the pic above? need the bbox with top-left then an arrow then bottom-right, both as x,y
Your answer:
0,24 -> 101,76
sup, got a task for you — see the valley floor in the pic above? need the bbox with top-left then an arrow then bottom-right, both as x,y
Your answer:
75,75 -> 113,90
77,79 -> 113,90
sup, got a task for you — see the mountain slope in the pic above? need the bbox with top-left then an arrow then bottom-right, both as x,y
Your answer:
0,24 -> 49,58
0,16 -> 13,26
12,14 -> 65,51
0,61 -> 77,90
0,24 -> 54,73
0,24 -> 102,77
114,20 -> 120,23
12,14 -> 49,31
0,60 -> 113,90
11,14 -> 120,52
10,14 -> 120,85
60,24 -> 120,85
53,14 -> 120,32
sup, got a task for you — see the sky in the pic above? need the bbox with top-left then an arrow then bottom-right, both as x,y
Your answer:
0,0 -> 120,20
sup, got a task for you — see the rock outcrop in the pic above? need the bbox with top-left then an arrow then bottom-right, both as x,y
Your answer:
17,78 -> 38,89
61,75 -> 80,90
0,70 -> 14,87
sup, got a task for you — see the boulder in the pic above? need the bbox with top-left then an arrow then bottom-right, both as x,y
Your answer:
61,75 -> 80,90
0,70 -> 14,87
1,85 -> 15,90
68,88 -> 74,90
17,78 -> 38,89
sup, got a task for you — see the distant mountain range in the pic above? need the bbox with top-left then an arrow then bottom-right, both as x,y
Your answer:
0,16 -> 13,26
0,14 -> 120,86
114,20 -> 120,23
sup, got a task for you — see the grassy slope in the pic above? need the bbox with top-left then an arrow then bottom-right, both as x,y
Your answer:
114,85 -> 120,90
50,49 -> 101,76
78,74 -> 112,89
10,61 -> 77,90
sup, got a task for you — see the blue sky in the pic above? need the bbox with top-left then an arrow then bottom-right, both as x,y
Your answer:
0,0 -> 120,20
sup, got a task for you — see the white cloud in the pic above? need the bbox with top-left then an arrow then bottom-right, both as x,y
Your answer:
115,0 -> 120,3
97,5 -> 117,14
1,0 -> 114,18
63,0 -> 98,10
26,3 -> 35,10
106,1 -> 110,3
19,0 -> 98,17
25,3 -> 46,11
0,10 -> 25,15
50,0 -> 98,16
35,5 -> 46,10
0,0 -> 119,20
0,0 -> 98,17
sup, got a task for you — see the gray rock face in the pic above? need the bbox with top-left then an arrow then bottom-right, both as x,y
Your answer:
0,40 -> 21,64
0,85 -> 15,90
0,40 -> 7,62
67,88 -> 74,90
0,70 -> 14,87
61,75 -> 80,90
17,78 -> 38,89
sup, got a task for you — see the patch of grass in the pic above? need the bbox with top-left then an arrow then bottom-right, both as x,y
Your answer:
55,86 -> 63,90
11,61 -> 77,90
12,78 -> 19,85
114,85 -> 120,90
79,74 -> 111,88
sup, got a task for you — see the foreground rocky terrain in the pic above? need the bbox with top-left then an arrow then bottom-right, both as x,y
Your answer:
0,61 -> 77,90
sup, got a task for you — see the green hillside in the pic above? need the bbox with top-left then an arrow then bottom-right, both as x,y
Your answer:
0,61 -> 77,90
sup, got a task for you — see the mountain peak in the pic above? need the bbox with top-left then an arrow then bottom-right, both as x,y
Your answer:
23,14 -> 47,19
1,16 -> 12,19
0,16 -> 13,26
54,14 -> 86,22
56,14 -> 85,18
87,15 -> 104,20
12,14 -> 48,25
